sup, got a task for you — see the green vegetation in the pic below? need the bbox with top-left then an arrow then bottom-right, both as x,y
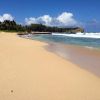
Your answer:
0,20 -> 25,32
0,20 -> 84,33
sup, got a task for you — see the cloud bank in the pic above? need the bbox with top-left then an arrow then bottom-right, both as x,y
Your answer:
0,13 -> 14,22
25,12 -> 77,27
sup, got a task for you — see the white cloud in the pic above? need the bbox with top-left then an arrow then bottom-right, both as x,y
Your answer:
38,15 -> 52,26
57,12 -> 77,26
0,13 -> 14,22
25,12 -> 78,27
25,17 -> 37,25
25,15 -> 52,26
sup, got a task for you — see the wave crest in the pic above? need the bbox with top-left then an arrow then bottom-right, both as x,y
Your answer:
52,32 -> 100,38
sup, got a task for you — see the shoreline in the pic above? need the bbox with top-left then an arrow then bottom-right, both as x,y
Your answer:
0,32 -> 100,100
19,33 -> 100,77
45,42 -> 100,77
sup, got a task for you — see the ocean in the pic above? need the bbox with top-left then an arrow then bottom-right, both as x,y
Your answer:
26,32 -> 100,49
20,32 -> 100,77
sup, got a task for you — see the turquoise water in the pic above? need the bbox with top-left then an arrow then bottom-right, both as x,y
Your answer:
29,34 -> 100,49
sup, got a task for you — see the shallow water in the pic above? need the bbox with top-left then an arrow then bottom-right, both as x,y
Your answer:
20,34 -> 100,77
29,34 -> 100,49
45,43 -> 100,77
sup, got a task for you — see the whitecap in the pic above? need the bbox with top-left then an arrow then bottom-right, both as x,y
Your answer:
52,32 -> 100,39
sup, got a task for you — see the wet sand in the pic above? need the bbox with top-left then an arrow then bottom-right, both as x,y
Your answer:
46,42 -> 100,77
0,32 -> 100,100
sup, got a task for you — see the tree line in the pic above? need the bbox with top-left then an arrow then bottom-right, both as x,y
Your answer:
0,20 -> 84,33
0,20 -> 25,32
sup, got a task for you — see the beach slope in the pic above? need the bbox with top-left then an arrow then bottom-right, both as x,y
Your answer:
0,32 -> 100,100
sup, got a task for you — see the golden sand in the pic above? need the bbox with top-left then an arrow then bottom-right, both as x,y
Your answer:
0,32 -> 100,100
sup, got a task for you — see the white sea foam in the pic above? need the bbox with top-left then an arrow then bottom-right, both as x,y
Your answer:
84,46 -> 94,49
52,32 -> 100,39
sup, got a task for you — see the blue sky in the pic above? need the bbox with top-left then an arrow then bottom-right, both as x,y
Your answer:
0,0 -> 100,32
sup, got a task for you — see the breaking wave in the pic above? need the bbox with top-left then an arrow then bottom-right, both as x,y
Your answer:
52,32 -> 100,38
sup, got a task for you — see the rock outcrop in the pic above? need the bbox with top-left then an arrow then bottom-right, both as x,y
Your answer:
66,27 -> 84,33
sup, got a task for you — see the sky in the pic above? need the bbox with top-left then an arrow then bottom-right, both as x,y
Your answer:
0,0 -> 100,32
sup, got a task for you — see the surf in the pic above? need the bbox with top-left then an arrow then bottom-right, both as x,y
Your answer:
52,32 -> 100,39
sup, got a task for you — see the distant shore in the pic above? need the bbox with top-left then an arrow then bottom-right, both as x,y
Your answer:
0,32 -> 100,100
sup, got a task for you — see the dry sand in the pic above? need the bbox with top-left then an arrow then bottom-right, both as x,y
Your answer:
0,32 -> 100,100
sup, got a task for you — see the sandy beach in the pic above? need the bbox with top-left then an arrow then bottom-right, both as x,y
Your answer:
0,32 -> 100,100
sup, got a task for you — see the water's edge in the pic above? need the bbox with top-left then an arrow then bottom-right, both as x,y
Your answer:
45,42 -> 100,77
18,34 -> 100,77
